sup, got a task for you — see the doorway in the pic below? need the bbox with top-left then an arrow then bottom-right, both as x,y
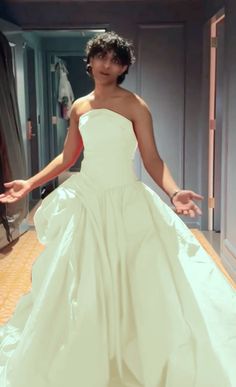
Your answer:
24,44 -> 40,205
47,52 -> 94,184
208,9 -> 225,232
42,29 -> 106,186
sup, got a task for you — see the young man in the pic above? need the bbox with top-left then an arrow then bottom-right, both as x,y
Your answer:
0,31 -> 203,217
0,31 -> 233,387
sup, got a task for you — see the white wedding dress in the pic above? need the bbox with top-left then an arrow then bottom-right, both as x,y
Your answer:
0,108 -> 236,387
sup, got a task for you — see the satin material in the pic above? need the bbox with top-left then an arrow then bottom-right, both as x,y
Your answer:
0,108 -> 236,387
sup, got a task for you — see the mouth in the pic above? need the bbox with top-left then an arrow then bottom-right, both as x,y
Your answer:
100,72 -> 110,76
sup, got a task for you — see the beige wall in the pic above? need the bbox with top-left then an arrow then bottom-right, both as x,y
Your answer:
220,0 -> 236,280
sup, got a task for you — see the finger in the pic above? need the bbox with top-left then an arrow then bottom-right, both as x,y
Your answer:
175,206 -> 187,211
191,192 -> 204,201
0,197 -> 11,203
5,196 -> 18,203
191,204 -> 202,215
183,210 -> 189,215
174,208 -> 181,215
0,198 -> 13,203
175,208 -> 183,214
0,193 -> 19,203
0,190 -> 11,198
0,197 -> 12,203
195,206 -> 202,215
4,181 -> 14,188
189,210 -> 195,218
10,191 -> 21,198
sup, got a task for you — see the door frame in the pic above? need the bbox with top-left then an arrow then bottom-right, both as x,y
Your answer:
208,8 -> 225,230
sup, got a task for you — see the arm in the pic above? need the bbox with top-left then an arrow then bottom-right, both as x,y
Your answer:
28,102 -> 83,190
0,101 -> 83,203
132,100 -> 180,198
132,98 -> 203,217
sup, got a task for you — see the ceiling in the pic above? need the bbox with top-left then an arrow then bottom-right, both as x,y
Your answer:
5,0 -> 201,2
32,29 -> 106,38
0,0 -> 205,31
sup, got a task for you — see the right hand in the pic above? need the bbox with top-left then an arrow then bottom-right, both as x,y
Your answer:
0,180 -> 32,203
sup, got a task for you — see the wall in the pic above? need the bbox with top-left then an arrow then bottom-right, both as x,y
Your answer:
0,22 -> 46,175
220,0 -> 236,279
199,0 -> 236,278
204,0 -> 225,20
1,1 -> 207,228
21,32 -> 46,171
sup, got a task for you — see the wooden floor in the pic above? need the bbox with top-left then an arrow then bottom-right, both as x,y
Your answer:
0,227 -> 235,326
0,230 -> 44,325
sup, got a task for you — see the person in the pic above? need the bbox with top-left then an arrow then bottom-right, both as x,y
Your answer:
0,34 -> 202,215
0,31 -> 235,387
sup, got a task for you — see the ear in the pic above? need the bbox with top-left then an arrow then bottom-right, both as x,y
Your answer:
88,57 -> 94,66
120,64 -> 128,75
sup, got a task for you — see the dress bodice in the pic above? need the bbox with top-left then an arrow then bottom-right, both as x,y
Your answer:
78,109 -> 139,189
79,108 -> 137,153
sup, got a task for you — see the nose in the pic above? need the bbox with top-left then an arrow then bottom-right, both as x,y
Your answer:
103,58 -> 111,69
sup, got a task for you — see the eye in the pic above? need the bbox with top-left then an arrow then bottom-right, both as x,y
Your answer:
112,57 -> 121,64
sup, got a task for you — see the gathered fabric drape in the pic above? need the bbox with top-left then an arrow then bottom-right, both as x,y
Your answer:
0,30 -> 27,247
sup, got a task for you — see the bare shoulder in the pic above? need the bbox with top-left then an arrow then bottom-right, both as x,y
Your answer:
127,93 -> 152,124
70,94 -> 93,120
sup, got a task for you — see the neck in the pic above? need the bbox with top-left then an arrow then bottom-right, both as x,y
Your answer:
93,81 -> 120,100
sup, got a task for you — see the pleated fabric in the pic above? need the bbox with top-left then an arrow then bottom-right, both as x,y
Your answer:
0,109 -> 235,387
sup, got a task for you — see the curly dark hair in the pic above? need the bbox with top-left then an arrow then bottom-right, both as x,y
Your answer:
85,31 -> 136,84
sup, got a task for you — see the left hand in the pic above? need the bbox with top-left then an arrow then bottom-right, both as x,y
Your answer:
171,190 -> 204,218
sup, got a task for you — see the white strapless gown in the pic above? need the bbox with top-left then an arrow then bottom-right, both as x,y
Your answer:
0,109 -> 236,387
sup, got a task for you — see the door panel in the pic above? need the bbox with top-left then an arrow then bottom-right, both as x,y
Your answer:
47,55 -> 69,188
138,24 -> 185,204
24,46 -> 40,201
214,18 -> 225,232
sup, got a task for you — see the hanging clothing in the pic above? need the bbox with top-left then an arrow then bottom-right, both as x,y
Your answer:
57,62 -> 74,120
0,30 -> 27,248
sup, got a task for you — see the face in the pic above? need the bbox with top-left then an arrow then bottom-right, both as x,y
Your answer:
89,50 -> 128,84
